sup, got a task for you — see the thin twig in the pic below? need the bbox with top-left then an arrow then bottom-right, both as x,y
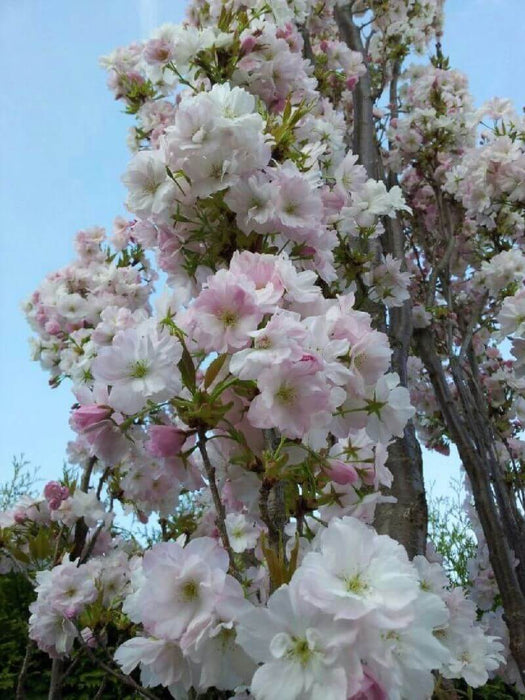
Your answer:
52,525 -> 66,566
457,292 -> 488,361
74,631 -> 160,700
93,677 -> 107,700
60,649 -> 85,682
80,456 -> 97,492
71,457 -> 97,561
96,466 -> 111,499
16,638 -> 34,699
1,549 -> 34,586
196,427 -> 242,582
78,521 -> 105,566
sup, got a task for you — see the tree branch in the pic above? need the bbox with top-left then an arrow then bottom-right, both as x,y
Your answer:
16,638 -> 34,700
71,457 -> 97,561
197,427 -> 242,582
414,326 -> 525,681
48,658 -> 63,700
74,631 -> 160,700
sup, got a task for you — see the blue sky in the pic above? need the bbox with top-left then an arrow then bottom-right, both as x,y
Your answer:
1,0 -> 524,497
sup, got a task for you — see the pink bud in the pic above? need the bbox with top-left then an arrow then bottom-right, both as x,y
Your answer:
71,405 -> 112,432
271,96 -> 287,113
275,23 -> 293,40
301,246 -> 316,257
326,459 -> 359,486
81,627 -> 98,648
14,510 -> 26,524
44,481 -> 70,510
299,354 -> 323,373
44,481 -> 58,499
145,425 -> 187,458
137,510 -> 149,524
241,35 -> 257,55
127,70 -> 145,86
36,309 -> 48,326
346,76 -> 359,91
44,320 -> 61,335
44,481 -> 62,500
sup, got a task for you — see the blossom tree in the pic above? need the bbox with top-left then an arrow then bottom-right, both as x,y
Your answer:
2,0 -> 525,697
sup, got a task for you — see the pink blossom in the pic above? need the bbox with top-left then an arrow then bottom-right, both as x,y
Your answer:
70,405 -> 112,432
248,361 -> 344,439
43,481 -> 70,510
145,425 -> 187,457
143,37 -> 174,65
126,538 -> 232,641
186,270 -> 264,353
325,459 -> 359,486
91,319 -> 183,415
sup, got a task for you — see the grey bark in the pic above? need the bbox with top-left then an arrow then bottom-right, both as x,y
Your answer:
335,5 -> 427,556
16,638 -> 34,700
415,327 -> 525,682
48,659 -> 63,700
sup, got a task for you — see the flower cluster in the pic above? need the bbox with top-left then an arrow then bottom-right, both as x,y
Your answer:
115,517 -> 503,699
5,0 -> 521,697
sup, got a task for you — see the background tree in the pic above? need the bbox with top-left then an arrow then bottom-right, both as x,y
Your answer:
2,0 -> 525,697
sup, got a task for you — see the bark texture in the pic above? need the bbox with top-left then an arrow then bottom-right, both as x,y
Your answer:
335,4 -> 428,557
415,327 -> 525,682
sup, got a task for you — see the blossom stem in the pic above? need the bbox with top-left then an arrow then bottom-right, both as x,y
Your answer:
71,457 -> 97,562
73,629 -> 160,700
196,427 -> 242,582
15,638 -> 34,700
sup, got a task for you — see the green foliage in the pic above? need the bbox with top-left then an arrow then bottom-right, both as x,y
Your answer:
0,571 -> 147,698
0,572 -> 47,696
448,676 -> 525,699
427,478 -> 477,586
0,456 -> 40,510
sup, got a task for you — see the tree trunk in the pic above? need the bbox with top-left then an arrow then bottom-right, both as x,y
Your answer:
335,4 -> 427,556
414,327 -> 525,683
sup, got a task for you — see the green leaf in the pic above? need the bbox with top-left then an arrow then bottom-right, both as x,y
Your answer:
28,529 -> 52,561
178,346 -> 196,392
204,354 -> 228,389
10,548 -> 30,565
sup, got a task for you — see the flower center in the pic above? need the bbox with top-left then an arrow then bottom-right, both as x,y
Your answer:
210,162 -> 223,179
276,383 -> 296,405
353,352 -> 366,370
289,637 -> 313,667
145,178 -> 160,196
344,573 -> 367,595
255,334 -> 272,349
129,360 -> 150,379
220,310 -> 238,327
180,580 -> 199,602
283,201 -> 298,216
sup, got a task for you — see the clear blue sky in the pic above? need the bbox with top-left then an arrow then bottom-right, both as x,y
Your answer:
1,0 -> 524,496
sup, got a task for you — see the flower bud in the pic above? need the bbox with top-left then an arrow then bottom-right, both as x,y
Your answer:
145,425 -> 187,458
71,405 -> 112,432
